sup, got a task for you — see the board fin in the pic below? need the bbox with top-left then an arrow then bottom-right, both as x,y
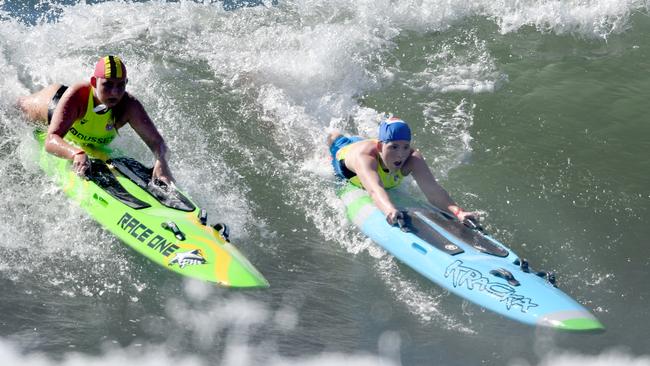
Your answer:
490,268 -> 520,286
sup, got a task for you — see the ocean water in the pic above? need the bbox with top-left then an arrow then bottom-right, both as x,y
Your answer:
1,0 -> 649,365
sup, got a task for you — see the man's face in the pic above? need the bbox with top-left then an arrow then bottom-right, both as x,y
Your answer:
94,76 -> 127,107
379,140 -> 411,172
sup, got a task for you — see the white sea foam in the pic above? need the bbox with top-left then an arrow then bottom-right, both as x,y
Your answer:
315,0 -> 648,38
484,0 -> 649,38
420,98 -> 475,177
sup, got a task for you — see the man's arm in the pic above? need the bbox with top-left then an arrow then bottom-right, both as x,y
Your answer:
45,84 -> 90,175
406,150 -> 477,220
350,152 -> 401,224
406,150 -> 456,209
120,95 -> 174,184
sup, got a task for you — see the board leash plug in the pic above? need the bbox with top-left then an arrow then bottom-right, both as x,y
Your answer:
198,209 -> 208,226
213,223 -> 230,242
162,221 -> 185,241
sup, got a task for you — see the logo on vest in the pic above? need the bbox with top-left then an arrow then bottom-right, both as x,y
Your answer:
79,118 -> 89,125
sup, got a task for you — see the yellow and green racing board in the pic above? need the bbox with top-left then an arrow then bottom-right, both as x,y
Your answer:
34,130 -> 268,288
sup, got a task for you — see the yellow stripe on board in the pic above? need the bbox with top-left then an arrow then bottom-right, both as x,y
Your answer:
172,236 -> 233,284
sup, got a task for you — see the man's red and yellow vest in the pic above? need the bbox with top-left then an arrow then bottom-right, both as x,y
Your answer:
65,87 -> 117,146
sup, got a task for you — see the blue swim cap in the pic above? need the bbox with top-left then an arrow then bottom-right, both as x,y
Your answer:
379,117 -> 411,142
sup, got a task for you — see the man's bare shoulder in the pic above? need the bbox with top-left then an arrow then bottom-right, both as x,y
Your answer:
66,82 -> 91,93
113,92 -> 151,127
347,140 -> 379,170
352,139 -> 379,156
63,82 -> 91,105
116,92 -> 144,112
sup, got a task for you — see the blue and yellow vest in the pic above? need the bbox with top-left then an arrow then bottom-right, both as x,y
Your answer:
65,87 -> 117,146
335,139 -> 404,189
